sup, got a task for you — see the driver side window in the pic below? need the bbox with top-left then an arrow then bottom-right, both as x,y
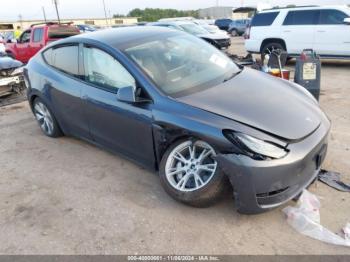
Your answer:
19,30 -> 31,43
83,46 -> 136,92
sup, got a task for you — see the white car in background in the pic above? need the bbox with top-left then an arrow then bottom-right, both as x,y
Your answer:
245,5 -> 350,58
192,19 -> 228,35
150,20 -> 231,49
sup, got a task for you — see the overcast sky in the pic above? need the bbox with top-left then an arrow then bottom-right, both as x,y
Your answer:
1,0 -> 350,21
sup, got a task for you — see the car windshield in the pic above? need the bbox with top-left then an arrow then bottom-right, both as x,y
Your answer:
124,33 -> 240,97
178,23 -> 209,35
83,25 -> 95,30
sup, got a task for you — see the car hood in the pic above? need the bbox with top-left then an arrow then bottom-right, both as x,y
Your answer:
177,68 -> 322,141
0,56 -> 23,70
198,33 -> 229,40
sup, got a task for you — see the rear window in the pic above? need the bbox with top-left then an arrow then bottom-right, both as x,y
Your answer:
251,12 -> 279,27
48,26 -> 79,39
33,28 -> 44,42
319,9 -> 349,25
283,10 -> 319,25
216,19 -> 232,25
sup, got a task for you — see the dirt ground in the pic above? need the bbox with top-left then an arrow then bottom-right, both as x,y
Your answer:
0,37 -> 349,255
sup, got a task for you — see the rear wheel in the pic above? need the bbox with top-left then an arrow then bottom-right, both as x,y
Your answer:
32,98 -> 62,138
159,139 -> 227,207
261,42 -> 285,61
230,29 -> 238,37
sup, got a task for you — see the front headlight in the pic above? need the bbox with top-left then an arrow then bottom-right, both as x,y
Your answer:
224,131 -> 288,160
11,66 -> 24,76
0,43 -> 5,53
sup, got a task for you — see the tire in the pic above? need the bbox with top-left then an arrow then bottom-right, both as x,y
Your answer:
159,139 -> 228,207
32,97 -> 63,138
261,42 -> 285,62
230,29 -> 238,37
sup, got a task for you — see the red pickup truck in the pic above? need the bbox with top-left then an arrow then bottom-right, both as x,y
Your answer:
5,22 -> 79,63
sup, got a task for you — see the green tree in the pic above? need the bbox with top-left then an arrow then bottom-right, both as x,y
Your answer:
113,14 -> 125,18
124,8 -> 199,22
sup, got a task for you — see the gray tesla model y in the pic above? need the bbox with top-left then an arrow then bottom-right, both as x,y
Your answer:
24,27 -> 330,214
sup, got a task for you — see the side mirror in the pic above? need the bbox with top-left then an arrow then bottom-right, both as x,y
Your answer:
344,18 -> 350,25
116,86 -> 136,103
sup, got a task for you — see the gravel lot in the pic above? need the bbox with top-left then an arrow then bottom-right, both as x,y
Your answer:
0,37 -> 349,255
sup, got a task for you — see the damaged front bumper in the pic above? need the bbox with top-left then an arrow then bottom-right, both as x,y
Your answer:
0,76 -> 23,97
217,123 -> 329,214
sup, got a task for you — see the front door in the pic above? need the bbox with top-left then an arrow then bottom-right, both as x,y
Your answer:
16,30 -> 32,63
81,45 -> 155,168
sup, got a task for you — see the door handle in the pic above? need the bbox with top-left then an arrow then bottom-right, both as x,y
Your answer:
317,30 -> 326,33
283,30 -> 291,33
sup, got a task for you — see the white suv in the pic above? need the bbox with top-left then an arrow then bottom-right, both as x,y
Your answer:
245,6 -> 350,58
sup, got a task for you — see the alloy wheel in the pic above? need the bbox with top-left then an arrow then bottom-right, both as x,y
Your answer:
165,140 -> 218,192
34,101 -> 54,135
264,45 -> 282,55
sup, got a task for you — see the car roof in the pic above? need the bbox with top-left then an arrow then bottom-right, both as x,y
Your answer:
30,22 -> 76,29
153,21 -> 195,26
259,5 -> 349,13
60,26 -> 180,48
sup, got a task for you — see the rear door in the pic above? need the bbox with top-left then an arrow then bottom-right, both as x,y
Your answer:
314,9 -> 350,56
42,44 -> 90,139
29,27 -> 44,58
281,9 -> 319,55
81,45 -> 155,167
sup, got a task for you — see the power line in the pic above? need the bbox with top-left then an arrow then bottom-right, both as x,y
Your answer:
42,6 -> 47,22
53,0 -> 60,23
102,0 -> 109,26
18,14 -> 23,28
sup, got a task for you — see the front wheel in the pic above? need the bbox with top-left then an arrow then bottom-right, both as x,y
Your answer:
230,29 -> 238,37
159,139 -> 228,207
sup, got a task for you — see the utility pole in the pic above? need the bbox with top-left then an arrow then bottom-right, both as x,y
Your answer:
18,14 -> 23,29
102,0 -> 109,26
53,0 -> 61,24
42,6 -> 47,22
